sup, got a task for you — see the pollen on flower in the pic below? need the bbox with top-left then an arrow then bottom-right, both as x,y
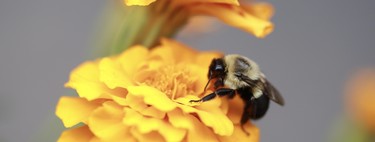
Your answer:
141,64 -> 197,100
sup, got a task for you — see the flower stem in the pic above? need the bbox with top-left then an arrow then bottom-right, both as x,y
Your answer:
108,2 -> 188,55
110,6 -> 149,54
141,15 -> 167,47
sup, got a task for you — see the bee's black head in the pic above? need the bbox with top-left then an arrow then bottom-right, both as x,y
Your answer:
208,58 -> 226,79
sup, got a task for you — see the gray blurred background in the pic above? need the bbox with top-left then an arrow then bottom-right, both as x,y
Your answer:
0,0 -> 374,142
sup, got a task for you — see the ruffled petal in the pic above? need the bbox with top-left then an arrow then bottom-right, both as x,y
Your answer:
185,65 -> 208,93
123,108 -> 186,142
88,101 -> 129,140
186,115 -> 219,142
124,92 -> 149,110
173,0 -> 239,6
168,109 -> 195,130
194,51 -> 223,68
190,3 -> 273,38
116,45 -> 149,76
56,97 -> 100,127
195,103 -> 234,136
168,105 -> 235,141
57,125 -> 94,142
109,88 -> 128,106
124,0 -> 157,6
99,57 -> 133,89
125,0 -> 239,7
126,93 -> 166,118
219,123 -> 260,142
89,137 -> 101,142
147,46 -> 175,65
150,39 -> 198,64
176,95 -> 234,136
127,85 -> 177,112
65,61 -> 110,100
226,95 -> 245,124
157,122 -> 186,142
242,2 -> 274,20
141,106 -> 166,119
130,129 -> 165,142
133,61 -> 165,81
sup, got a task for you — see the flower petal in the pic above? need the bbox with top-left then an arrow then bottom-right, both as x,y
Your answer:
133,61 -> 165,81
226,95 -> 245,124
184,64 -> 211,93
65,61 -> 110,100
124,92 -> 149,110
88,101 -> 129,140
99,57 -> 133,89
219,123 -> 260,142
186,115 -> 219,142
89,137 -> 101,142
130,129 -> 165,142
127,85 -> 177,112
123,108 -> 186,142
57,125 -> 94,142
125,0 -> 239,6
150,38 -> 198,64
173,0 -> 239,8
117,45 -> 149,76
176,95 -> 234,136
196,104 -> 234,136
194,52 -> 223,68
124,0 -> 157,6
125,93 -> 167,118
158,122 -> 187,142
56,96 -> 100,127
141,106 -> 166,119
190,3 -> 273,38
168,109 -> 195,130
109,88 -> 128,106
242,2 -> 274,20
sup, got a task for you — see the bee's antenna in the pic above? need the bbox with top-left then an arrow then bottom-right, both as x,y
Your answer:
203,77 -> 212,91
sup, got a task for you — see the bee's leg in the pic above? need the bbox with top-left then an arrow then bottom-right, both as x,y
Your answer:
240,101 -> 251,136
215,88 -> 235,97
189,92 -> 216,103
190,88 -> 235,103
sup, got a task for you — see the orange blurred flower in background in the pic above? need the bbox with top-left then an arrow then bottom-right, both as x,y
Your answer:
346,69 -> 375,133
56,39 -> 259,142
124,0 -> 274,38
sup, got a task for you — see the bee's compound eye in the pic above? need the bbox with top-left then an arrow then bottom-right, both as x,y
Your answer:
215,65 -> 223,71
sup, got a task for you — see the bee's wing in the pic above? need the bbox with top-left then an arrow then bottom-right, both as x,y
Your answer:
238,74 -> 284,106
264,80 -> 285,106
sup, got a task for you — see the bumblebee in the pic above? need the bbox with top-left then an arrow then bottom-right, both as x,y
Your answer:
190,54 -> 284,134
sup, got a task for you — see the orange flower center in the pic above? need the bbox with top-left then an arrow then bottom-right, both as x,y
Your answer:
142,64 -> 197,100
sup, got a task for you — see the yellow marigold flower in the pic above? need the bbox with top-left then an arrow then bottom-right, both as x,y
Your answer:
346,69 -> 375,133
56,39 -> 259,142
124,0 -> 274,38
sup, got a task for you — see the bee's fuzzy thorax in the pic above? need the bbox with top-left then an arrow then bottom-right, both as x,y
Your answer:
223,54 -> 262,89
